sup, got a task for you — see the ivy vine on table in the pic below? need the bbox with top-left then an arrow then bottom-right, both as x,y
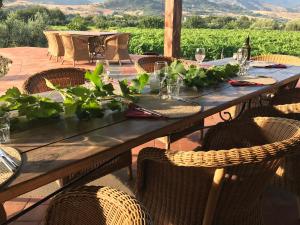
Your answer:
0,62 -> 239,125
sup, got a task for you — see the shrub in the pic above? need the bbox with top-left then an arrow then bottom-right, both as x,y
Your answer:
250,19 -> 280,30
67,15 -> 88,31
183,16 -> 206,28
138,16 -> 164,28
285,19 -> 300,31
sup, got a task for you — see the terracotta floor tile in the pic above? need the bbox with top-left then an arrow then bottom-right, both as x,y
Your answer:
17,202 -> 48,222
4,198 -> 30,218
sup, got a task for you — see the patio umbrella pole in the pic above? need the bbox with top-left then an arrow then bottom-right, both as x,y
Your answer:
1,154 -> 124,225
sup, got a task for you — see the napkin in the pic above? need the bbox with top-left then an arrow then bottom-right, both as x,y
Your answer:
125,104 -> 166,119
265,64 -> 287,69
228,79 -> 264,87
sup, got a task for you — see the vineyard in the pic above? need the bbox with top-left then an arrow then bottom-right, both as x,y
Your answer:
119,28 -> 300,60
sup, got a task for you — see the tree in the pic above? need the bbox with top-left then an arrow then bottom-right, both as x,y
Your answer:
138,16 -> 164,29
67,15 -> 88,31
250,19 -> 280,30
183,16 -> 206,28
285,19 -> 300,31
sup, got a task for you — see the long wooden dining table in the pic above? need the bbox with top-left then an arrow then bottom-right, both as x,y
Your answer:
1,60 -> 300,206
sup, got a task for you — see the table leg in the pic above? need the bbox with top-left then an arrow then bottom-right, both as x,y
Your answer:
0,203 -> 6,224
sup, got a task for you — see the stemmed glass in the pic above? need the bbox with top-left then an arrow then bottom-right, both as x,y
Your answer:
0,113 -> 10,143
195,48 -> 206,65
237,48 -> 249,77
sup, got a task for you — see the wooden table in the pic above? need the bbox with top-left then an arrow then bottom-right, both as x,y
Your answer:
0,63 -> 300,204
57,31 -> 118,38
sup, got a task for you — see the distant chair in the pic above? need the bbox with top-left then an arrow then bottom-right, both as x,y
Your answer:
252,54 -> 300,66
104,33 -> 132,66
44,186 -> 152,225
88,34 -> 113,63
60,34 -> 90,67
43,31 -> 65,62
23,68 -> 86,94
135,56 -> 173,74
137,117 -> 300,225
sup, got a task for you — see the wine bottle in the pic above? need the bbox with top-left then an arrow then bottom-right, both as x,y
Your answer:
243,35 -> 251,60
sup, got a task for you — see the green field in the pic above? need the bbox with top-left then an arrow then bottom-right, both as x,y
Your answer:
119,28 -> 300,60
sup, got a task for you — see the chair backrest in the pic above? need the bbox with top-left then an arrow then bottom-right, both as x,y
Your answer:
135,56 -> 173,73
44,186 -> 152,225
43,31 -> 64,57
137,117 -> 300,225
104,33 -> 131,61
23,68 -> 86,94
60,34 -> 89,61
252,54 -> 300,66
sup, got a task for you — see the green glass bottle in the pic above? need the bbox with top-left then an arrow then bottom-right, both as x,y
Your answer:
243,35 -> 251,60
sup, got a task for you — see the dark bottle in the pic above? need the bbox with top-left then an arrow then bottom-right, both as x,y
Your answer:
243,35 -> 251,60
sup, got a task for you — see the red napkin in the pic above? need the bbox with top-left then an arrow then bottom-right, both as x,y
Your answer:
125,104 -> 166,119
265,64 -> 287,69
228,80 -> 264,87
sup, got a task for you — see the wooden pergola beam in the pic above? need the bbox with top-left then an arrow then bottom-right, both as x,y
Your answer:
164,0 -> 182,58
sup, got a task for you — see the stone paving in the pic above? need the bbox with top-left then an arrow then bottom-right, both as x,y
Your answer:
0,47 -> 299,225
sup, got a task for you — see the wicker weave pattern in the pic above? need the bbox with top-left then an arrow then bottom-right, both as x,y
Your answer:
104,33 -> 132,65
43,31 -> 65,60
271,89 -> 300,105
239,104 -> 300,196
44,186 -> 152,225
23,68 -> 86,94
252,54 -> 300,66
135,56 -> 173,74
60,34 -> 90,66
137,117 -> 300,225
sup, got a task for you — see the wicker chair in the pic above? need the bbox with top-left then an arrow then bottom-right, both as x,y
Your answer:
43,31 -> 65,62
104,33 -> 132,65
44,186 -> 152,225
137,117 -> 300,225
88,35 -> 113,63
135,56 -> 173,74
252,54 -> 300,66
60,34 -> 90,67
23,68 -> 86,94
22,68 -> 133,186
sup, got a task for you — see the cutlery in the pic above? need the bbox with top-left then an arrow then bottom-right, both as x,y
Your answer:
0,148 -> 18,168
0,156 -> 16,172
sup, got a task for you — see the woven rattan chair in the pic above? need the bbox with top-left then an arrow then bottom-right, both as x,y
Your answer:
239,104 -> 300,215
271,88 -> 300,105
137,117 -> 300,225
43,31 -> 65,62
23,68 -> 133,186
252,54 -> 300,66
104,33 -> 132,66
135,56 -> 173,74
60,34 -> 90,67
44,186 -> 152,225
23,68 -> 86,94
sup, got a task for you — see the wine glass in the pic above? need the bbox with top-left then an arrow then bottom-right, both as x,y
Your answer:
237,48 -> 249,77
195,48 -> 206,64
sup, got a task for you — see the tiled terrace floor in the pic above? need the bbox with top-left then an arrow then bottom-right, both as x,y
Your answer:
0,47 -> 299,225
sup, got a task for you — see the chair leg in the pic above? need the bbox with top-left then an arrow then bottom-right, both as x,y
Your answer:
127,165 -> 133,180
296,196 -> 300,219
61,60 -> 64,65
73,61 -> 75,67
49,55 -> 52,60
56,56 -> 58,62
0,203 -> 7,224
119,60 -> 122,66
165,136 -> 171,150
106,60 -> 110,66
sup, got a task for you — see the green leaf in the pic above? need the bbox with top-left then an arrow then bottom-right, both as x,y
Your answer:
67,86 -> 91,101
45,79 -> 59,91
63,97 -> 80,117
102,83 -> 114,95
119,80 -> 131,97
0,87 -> 21,101
85,65 -> 104,90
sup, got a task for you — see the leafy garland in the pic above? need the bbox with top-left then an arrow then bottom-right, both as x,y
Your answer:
169,60 -> 240,89
0,64 -> 149,121
0,62 -> 239,124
